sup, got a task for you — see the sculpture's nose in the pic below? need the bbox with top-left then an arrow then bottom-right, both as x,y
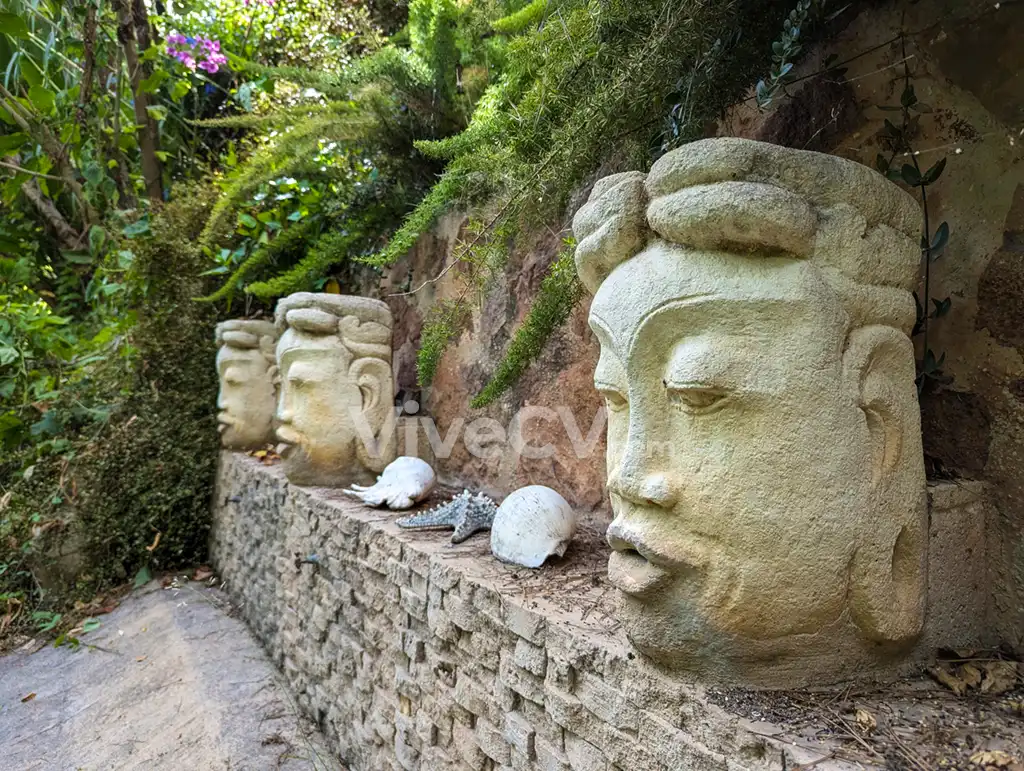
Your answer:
608,447 -> 677,509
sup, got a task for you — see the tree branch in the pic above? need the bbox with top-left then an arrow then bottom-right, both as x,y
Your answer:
20,179 -> 82,250
112,0 -> 163,202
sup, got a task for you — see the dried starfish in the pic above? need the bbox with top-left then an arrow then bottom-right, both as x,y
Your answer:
395,490 -> 497,544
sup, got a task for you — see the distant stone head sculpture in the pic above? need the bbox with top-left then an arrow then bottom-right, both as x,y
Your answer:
215,319 -> 278,450
573,138 -> 928,685
274,292 -> 396,487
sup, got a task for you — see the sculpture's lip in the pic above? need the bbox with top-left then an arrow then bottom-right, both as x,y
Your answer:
274,426 -> 301,446
217,412 -> 234,432
607,549 -> 671,596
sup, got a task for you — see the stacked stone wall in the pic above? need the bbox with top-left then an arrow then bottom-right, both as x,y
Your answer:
210,453 -> 784,771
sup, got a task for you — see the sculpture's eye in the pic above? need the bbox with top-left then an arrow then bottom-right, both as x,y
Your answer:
667,386 -> 729,415
598,388 -> 629,413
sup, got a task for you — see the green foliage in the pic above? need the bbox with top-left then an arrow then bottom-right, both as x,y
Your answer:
397,0 -> 793,387
0,186 -> 220,638
492,0 -> 547,35
417,298 -> 473,388
873,53 -> 952,393
72,190 -> 220,584
472,242 -> 581,406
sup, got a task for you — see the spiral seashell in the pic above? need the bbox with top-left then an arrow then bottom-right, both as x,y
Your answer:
342,456 -> 435,510
490,486 -> 577,568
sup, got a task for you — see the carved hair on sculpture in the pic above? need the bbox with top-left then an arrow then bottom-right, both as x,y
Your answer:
215,319 -> 279,450
274,292 -> 396,487
573,137 -> 928,686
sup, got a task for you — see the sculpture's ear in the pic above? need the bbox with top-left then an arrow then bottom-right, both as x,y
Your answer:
350,357 -> 396,474
842,325 -> 915,488
843,325 -> 926,644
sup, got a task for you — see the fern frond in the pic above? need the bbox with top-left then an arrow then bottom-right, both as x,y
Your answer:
245,227 -> 363,299
196,219 -> 317,303
230,58 -> 351,99
492,0 -> 548,35
416,297 -> 472,387
472,243 -> 581,406
191,101 -> 335,131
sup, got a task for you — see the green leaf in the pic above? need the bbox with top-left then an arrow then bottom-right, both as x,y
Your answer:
238,213 -> 259,228
83,162 -> 103,186
21,57 -> 43,88
170,79 -> 191,102
901,84 -> 917,108
0,132 -> 28,153
139,68 -> 170,94
875,154 -> 889,174
920,157 -> 947,186
28,85 -> 56,114
154,150 -> 169,161
122,216 -> 151,238
929,221 -> 950,258
133,564 -> 152,589
900,164 -> 921,186
88,226 -> 106,257
0,13 -> 30,39
146,105 -> 168,122
81,618 -> 101,634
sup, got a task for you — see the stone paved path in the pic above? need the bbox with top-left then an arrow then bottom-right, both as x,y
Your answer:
0,580 -> 342,771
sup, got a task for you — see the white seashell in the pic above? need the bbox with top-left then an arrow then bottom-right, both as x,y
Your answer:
342,456 -> 435,510
490,486 -> 576,568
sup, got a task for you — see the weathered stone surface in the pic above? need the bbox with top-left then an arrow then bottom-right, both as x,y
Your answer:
211,453 -> 794,770
274,292 -> 396,488
215,318 -> 278,450
212,452 -> 1004,770
573,137 -> 928,686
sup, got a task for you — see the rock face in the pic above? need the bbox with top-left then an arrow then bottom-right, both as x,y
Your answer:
214,319 -> 278,450
274,292 -> 396,487
574,137 -> 928,686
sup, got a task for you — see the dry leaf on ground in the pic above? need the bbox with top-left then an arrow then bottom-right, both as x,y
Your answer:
20,692 -> 35,703
981,661 -> 1019,695
970,749 -> 1017,767
855,708 -> 877,733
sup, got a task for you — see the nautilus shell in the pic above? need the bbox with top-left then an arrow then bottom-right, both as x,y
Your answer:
342,456 -> 435,510
490,485 -> 577,568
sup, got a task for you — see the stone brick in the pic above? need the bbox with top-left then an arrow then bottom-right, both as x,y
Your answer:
535,736 -> 571,771
514,637 -> 548,678
453,719 -> 488,770
476,716 -> 512,765
444,592 -> 480,632
503,711 -> 537,759
505,602 -> 546,644
565,733 -> 608,771
640,710 -> 728,771
501,649 -> 546,704
575,675 -> 638,733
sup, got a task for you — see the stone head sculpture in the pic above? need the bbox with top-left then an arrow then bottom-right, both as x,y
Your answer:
274,292 -> 396,487
573,138 -> 928,685
215,319 -> 278,450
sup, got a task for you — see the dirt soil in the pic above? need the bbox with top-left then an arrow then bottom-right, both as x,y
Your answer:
0,578 -> 342,771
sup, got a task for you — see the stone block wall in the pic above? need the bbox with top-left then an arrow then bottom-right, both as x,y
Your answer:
211,453 -> 797,771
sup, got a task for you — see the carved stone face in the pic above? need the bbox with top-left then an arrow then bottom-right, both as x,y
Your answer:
590,243 -> 923,678
274,298 -> 395,487
215,326 -> 277,450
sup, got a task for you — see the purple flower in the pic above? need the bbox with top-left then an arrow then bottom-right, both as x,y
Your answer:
181,54 -> 197,71
198,60 -> 219,74
167,32 -> 186,46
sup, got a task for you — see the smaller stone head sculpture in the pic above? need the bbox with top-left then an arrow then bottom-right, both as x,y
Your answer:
274,292 -> 396,487
215,319 -> 278,450
574,138 -> 928,685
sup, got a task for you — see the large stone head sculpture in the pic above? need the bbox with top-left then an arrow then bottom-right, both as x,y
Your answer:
274,292 -> 396,487
573,138 -> 928,685
215,319 -> 278,450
